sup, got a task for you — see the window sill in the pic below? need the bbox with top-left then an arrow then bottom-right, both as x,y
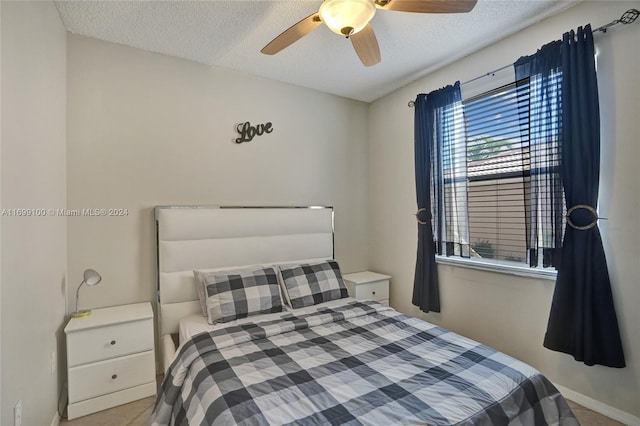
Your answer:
435,256 -> 557,281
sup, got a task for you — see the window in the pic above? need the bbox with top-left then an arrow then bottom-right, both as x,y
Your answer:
436,78 -> 565,271
465,80 -> 530,264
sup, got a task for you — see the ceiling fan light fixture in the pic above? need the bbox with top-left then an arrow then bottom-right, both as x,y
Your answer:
319,0 -> 376,37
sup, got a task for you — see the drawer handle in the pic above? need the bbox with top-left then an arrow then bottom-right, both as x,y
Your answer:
111,374 -> 118,380
372,291 -> 376,295
110,340 -> 116,346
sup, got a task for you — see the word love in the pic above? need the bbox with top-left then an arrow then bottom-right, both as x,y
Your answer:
235,121 -> 274,144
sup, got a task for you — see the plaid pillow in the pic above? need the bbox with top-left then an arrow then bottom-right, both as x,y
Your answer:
279,260 -> 349,309
195,266 -> 283,324
192,265 -> 263,316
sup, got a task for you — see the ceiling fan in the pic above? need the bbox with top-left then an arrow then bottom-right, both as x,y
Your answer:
261,0 -> 478,67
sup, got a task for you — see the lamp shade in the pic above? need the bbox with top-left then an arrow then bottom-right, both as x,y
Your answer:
72,269 -> 102,318
319,0 -> 376,37
83,269 -> 102,286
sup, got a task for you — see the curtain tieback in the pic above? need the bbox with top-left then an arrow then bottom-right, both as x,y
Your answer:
566,204 -> 599,230
415,208 -> 431,225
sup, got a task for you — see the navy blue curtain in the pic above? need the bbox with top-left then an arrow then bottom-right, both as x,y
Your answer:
412,82 -> 464,313
543,25 -> 625,367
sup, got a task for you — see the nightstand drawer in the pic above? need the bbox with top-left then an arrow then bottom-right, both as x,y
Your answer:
68,350 -> 155,403
351,280 -> 389,302
67,318 -> 154,367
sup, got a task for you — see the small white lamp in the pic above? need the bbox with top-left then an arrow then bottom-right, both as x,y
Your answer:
72,269 -> 102,318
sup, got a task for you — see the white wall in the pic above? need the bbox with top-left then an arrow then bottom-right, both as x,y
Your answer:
0,2 -> 3,421
0,1 -> 4,420
66,35 -> 370,314
1,2 -> 67,425
369,0 -> 640,419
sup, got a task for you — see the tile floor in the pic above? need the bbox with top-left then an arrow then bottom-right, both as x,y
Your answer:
60,386 -> 626,426
567,400 -> 625,426
60,395 -> 155,426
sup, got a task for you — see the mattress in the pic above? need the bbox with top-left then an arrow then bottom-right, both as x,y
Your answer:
152,299 -> 577,426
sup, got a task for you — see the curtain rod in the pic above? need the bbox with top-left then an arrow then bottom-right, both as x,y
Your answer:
408,8 -> 639,107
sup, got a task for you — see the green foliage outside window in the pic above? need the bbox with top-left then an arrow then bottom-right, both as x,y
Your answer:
471,240 -> 494,259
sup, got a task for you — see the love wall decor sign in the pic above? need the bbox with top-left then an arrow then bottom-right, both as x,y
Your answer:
234,121 -> 273,144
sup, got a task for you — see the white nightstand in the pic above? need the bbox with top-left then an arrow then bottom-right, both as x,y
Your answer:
343,271 -> 391,306
64,302 -> 156,420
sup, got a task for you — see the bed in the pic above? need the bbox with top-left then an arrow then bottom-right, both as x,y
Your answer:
151,206 -> 577,426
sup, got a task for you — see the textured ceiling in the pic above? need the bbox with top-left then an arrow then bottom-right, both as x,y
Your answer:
55,0 -> 581,102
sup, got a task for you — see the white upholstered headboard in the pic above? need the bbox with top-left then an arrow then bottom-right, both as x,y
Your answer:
155,206 -> 334,336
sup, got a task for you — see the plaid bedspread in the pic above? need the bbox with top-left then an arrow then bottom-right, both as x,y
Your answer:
151,301 -> 577,425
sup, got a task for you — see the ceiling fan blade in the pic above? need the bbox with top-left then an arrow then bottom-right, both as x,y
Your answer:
261,13 -> 322,55
379,0 -> 477,13
351,24 -> 381,67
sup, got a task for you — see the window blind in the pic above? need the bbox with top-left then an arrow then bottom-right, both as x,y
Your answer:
434,76 -> 565,267
463,80 -> 531,263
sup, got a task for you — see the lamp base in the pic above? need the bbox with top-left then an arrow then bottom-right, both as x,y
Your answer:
71,309 -> 92,318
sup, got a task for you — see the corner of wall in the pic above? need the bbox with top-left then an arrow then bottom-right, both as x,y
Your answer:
0,0 -> 3,421
1,1 -> 68,425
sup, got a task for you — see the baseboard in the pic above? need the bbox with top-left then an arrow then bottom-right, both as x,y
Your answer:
554,383 -> 640,425
50,412 -> 60,426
